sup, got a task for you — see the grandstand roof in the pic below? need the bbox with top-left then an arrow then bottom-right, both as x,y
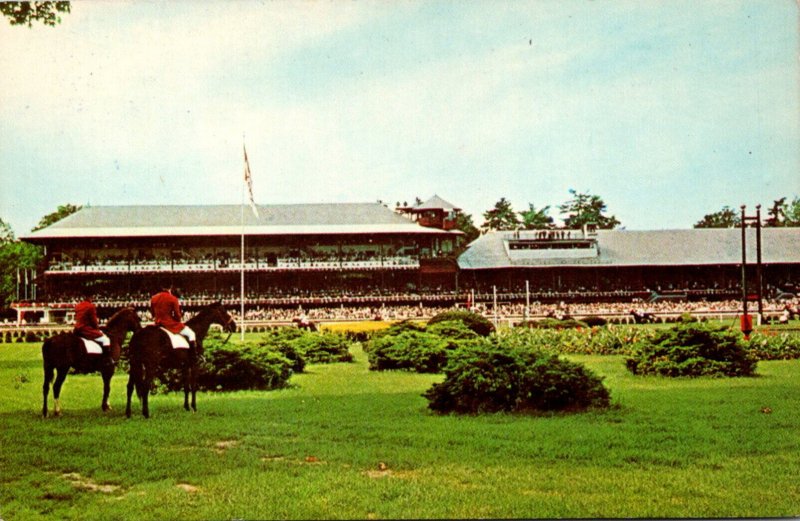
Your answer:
458,228 -> 800,269
24,203 -> 460,240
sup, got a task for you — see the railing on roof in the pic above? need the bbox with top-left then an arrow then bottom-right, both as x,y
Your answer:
44,255 -> 421,274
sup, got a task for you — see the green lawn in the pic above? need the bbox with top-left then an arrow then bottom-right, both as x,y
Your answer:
1,340 -> 799,520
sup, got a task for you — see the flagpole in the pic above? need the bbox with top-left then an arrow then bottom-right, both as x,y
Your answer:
240,148 -> 246,342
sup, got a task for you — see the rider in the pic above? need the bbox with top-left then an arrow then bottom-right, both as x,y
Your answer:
150,286 -> 197,357
74,289 -> 113,369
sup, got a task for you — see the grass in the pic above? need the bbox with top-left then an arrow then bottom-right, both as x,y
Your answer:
1,338 -> 799,519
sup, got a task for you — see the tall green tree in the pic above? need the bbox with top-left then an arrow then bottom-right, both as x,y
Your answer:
764,198 -> 786,227
693,206 -> 741,228
453,212 -> 480,246
783,197 -> 800,226
1,1 -> 70,27
0,218 -> 14,243
558,189 -> 620,229
0,221 -> 42,307
32,203 -> 81,231
481,198 -> 520,232
519,203 -> 554,230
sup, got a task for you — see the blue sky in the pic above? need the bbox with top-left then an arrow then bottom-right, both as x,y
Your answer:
1,0 -> 797,236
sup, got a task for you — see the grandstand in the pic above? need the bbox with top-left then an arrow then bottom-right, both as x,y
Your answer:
459,226 -> 800,301
11,198 -> 800,325
17,200 -> 463,322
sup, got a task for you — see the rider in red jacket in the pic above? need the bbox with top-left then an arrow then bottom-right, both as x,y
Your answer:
74,291 -> 112,367
150,287 -> 197,354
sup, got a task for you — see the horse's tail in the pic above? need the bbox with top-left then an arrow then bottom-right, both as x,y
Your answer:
127,334 -> 151,401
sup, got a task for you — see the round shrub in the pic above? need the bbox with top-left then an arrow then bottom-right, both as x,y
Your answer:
427,310 -> 495,336
156,339 -> 293,392
424,340 -> 611,414
291,332 -> 353,364
625,323 -> 757,377
368,330 -> 451,373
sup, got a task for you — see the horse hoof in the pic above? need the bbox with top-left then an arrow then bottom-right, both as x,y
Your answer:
102,404 -> 112,412
54,410 -> 62,417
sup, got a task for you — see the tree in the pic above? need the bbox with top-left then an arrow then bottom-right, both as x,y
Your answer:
0,218 -> 14,243
0,221 -> 42,307
558,189 -> 620,230
783,196 -> 800,226
693,206 -> 741,228
32,203 -> 81,231
481,198 -> 520,232
519,203 -> 554,230
453,212 -> 480,246
1,1 -> 71,27
764,198 -> 786,227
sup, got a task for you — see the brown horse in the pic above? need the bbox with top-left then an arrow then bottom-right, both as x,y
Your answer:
125,302 -> 236,418
42,307 -> 142,417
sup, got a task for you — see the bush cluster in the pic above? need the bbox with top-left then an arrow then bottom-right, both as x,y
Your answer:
424,340 -> 610,414
625,322 -> 757,377
366,320 -> 479,373
156,328 -> 355,392
427,310 -> 495,336
499,326 -> 650,356
157,338 -> 294,392
745,331 -> 800,360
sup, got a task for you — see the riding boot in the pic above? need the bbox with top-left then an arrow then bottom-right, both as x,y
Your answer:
101,345 -> 115,370
189,340 -> 198,361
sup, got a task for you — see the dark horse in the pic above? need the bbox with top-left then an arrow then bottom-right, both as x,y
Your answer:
125,302 -> 236,418
42,307 -> 142,417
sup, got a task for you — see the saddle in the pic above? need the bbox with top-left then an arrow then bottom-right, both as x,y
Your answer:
78,337 -> 104,355
160,327 -> 190,349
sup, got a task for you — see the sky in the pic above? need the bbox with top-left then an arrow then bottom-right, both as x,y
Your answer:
1,0 -> 798,236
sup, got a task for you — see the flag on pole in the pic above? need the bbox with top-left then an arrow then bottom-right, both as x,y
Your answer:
243,145 -> 259,218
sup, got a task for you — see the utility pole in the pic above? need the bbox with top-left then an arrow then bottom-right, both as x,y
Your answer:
740,205 -> 764,337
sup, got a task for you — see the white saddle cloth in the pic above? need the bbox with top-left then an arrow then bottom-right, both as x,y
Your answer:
80,338 -> 103,355
160,328 -> 190,349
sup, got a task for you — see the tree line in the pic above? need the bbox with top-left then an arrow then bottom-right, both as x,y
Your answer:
693,197 -> 800,229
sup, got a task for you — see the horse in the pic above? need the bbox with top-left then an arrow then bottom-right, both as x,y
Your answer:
125,301 -> 236,418
292,317 -> 318,332
42,307 -> 142,417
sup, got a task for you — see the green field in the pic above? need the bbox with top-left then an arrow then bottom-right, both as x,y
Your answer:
1,339 -> 799,520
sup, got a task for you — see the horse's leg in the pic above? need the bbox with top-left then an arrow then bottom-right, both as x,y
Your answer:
52,367 -> 68,417
42,361 -> 54,418
125,371 -> 135,418
141,377 -> 150,419
183,362 -> 191,412
101,365 -> 114,412
190,363 -> 197,412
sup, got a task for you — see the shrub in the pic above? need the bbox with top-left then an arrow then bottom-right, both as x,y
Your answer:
157,338 -> 294,392
367,330 -> 451,373
291,332 -> 353,364
25,331 -> 40,342
259,329 -> 306,373
625,322 -> 757,377
424,340 -> 610,414
499,326 -> 648,356
746,331 -> 800,360
427,310 -> 495,336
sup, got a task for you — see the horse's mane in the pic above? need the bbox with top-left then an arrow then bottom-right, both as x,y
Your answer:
186,301 -> 224,328
106,306 -> 138,327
